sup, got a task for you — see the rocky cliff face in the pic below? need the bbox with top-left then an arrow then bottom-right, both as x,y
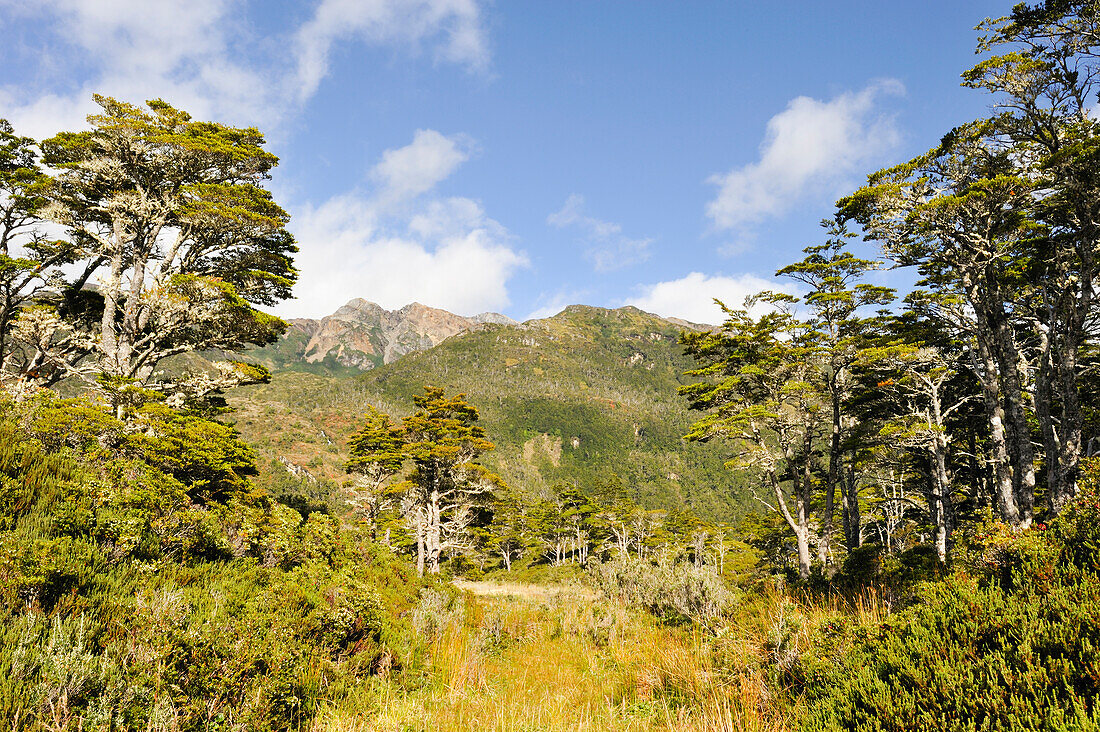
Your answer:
252,299 -> 517,373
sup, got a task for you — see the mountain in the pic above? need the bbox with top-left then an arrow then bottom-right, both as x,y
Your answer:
227,304 -> 749,523
248,299 -> 518,375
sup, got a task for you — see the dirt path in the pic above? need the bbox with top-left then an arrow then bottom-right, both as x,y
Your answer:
452,579 -> 597,602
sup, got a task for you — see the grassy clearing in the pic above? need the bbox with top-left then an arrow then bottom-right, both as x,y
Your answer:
452,579 -> 597,603
313,588 -> 796,732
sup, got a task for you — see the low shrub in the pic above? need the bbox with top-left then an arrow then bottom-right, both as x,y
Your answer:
0,392 -> 423,731
799,483 -> 1100,731
588,553 -> 735,631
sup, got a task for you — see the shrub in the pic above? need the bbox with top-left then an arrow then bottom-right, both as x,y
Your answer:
800,485 -> 1100,731
588,553 -> 735,631
0,392 -> 423,731
412,587 -> 466,642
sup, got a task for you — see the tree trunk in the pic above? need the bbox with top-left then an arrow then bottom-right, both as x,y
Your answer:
819,373 -> 841,566
415,508 -> 426,577
970,307 -> 1020,526
843,454 -> 860,550
768,467 -> 811,580
1051,329 -> 1083,514
801,428 -> 818,574
993,316 -> 1035,528
929,390 -> 953,563
427,491 -> 442,574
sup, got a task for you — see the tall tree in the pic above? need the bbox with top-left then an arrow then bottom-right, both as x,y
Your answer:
37,96 -> 296,413
681,294 -> 825,579
838,122 -> 1039,528
347,387 -> 500,575
345,406 -> 406,540
776,220 -> 894,560
965,1 -> 1100,513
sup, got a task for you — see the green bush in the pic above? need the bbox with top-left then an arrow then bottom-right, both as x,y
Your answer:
0,392 -> 423,730
799,484 -> 1100,731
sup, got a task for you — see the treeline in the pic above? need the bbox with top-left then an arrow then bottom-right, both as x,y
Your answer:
343,387 -> 741,579
682,2 -> 1100,579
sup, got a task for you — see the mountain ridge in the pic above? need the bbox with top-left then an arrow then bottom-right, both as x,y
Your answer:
251,299 -> 712,376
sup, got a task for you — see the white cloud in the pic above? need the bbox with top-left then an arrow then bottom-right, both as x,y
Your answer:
706,79 -> 904,233
0,0 -> 277,138
293,0 -> 489,102
0,0 -> 491,139
547,194 -> 651,272
282,131 -> 526,318
372,129 -> 471,201
626,272 -> 796,325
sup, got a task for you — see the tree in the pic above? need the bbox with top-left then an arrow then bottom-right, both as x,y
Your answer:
776,220 -> 894,560
861,342 -> 976,562
345,406 -> 405,540
964,2 -> 1100,513
36,96 -> 295,414
557,484 -> 599,565
681,294 -> 825,579
0,120 -> 57,374
839,122 -> 1039,528
346,387 -> 500,575
487,489 -> 529,571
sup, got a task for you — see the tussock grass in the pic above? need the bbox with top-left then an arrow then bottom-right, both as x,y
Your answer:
313,589 -> 796,732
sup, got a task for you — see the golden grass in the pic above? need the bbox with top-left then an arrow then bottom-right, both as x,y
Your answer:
452,579 -> 597,603
313,589 -> 801,732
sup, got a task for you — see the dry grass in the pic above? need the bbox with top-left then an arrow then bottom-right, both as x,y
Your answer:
453,579 -> 597,603
313,587 -> 800,732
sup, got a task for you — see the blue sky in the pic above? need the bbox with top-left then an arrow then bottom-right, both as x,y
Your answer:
0,0 -> 1007,322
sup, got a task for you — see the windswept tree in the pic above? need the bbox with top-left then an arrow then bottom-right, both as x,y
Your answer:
964,2 -> 1100,513
838,122 -> 1039,528
0,120 -> 57,373
681,294 -> 825,579
777,220 -> 894,559
347,388 -> 501,575
33,96 -> 296,413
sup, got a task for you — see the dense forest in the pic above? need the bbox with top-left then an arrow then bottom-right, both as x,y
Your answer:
1,1 -> 1099,730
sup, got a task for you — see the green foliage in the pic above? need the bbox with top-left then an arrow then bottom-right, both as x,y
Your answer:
0,391 -> 423,730
232,305 -> 749,526
799,485 -> 1100,731
128,403 -> 258,502
25,95 -> 295,408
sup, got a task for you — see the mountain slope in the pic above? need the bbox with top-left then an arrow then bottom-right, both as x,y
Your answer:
228,305 -> 749,523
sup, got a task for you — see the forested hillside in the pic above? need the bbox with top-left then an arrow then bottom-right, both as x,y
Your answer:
230,304 -> 747,524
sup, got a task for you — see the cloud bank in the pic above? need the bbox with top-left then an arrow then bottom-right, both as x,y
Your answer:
626,272 -> 795,325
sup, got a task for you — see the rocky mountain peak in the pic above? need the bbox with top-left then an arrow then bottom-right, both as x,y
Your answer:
252,299 -> 516,373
